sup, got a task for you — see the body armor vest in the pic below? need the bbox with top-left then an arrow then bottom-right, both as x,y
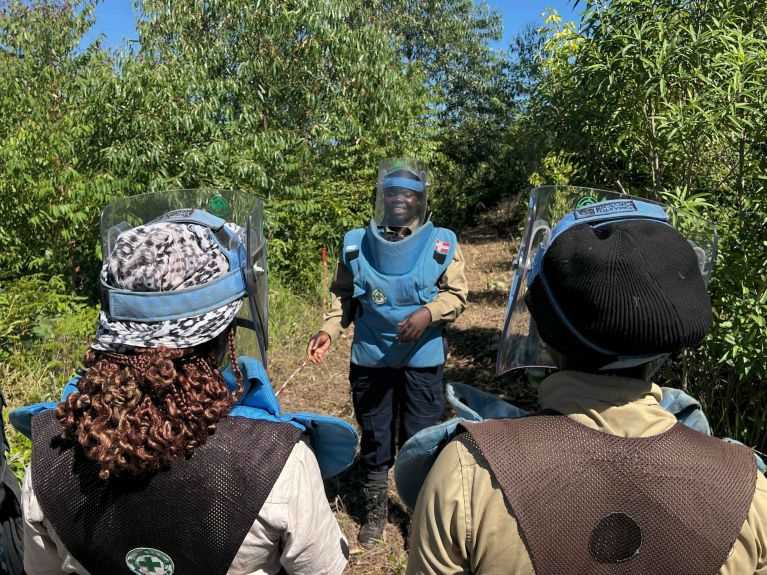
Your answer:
343,220 -> 456,368
31,410 -> 301,575
464,416 -> 756,575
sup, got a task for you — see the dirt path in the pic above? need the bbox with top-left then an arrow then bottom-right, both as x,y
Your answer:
272,207 -> 534,574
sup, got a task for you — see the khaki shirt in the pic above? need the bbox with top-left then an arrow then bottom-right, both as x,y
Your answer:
407,371 -> 767,575
319,236 -> 468,342
23,439 -> 348,575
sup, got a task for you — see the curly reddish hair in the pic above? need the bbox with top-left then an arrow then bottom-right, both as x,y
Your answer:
55,328 -> 243,479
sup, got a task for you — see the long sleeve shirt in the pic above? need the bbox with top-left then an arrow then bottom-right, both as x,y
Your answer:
319,243 -> 468,342
406,371 -> 767,575
23,439 -> 348,575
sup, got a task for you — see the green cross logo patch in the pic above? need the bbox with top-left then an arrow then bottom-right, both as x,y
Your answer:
125,547 -> 174,575
371,288 -> 387,305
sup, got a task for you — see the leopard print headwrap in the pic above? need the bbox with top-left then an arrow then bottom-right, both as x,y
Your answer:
92,221 -> 243,351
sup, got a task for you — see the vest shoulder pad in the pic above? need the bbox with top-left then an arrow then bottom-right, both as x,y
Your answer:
342,228 -> 365,266
429,227 -> 458,265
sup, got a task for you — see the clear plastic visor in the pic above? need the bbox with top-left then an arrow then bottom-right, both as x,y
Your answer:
374,158 -> 428,230
495,185 -> 718,375
99,188 -> 269,365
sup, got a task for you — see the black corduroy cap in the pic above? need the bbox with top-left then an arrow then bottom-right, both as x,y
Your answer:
525,219 -> 713,365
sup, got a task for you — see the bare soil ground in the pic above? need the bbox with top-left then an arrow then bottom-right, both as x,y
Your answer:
270,204 -> 537,574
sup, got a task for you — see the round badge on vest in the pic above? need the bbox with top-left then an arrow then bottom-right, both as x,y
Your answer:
125,547 -> 175,575
371,288 -> 387,305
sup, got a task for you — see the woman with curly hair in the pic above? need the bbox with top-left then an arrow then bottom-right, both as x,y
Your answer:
21,208 -> 349,575
57,333 -> 241,481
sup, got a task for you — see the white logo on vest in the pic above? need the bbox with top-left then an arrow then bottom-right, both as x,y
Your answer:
371,288 -> 387,305
125,547 -> 175,575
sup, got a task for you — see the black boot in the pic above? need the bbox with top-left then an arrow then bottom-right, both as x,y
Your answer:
358,471 -> 388,549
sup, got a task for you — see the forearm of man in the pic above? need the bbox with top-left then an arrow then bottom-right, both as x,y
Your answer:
319,261 -> 356,342
424,244 -> 468,326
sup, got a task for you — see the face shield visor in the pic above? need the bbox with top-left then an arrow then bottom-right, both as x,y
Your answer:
374,158 -> 428,230
99,188 -> 269,366
496,185 -> 717,376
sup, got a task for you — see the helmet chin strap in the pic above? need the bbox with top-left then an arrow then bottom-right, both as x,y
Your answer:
539,270 -> 665,372
599,353 -> 666,371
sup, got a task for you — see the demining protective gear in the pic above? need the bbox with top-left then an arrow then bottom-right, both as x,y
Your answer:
311,162 -> 464,549
316,241 -> 467,345
393,380 -> 727,512
461,415 -> 754,575
98,189 -> 269,363
30,410 -> 302,575
374,158 -> 428,230
405,372 -> 767,575
341,219 -> 457,368
496,186 -> 717,374
12,191 -> 358,475
98,190 -> 359,475
13,191 -> 358,574
23,429 -> 348,575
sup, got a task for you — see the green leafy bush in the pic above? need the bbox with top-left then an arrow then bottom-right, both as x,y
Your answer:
0,275 -> 97,482
520,0 -> 767,448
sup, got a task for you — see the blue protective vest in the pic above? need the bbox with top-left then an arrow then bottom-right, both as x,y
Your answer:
343,220 -> 457,368
10,356 -> 357,479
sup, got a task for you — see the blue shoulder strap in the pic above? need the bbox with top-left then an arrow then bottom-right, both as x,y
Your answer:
342,228 -> 366,298
10,357 -> 358,479
289,412 -> 358,479
394,382 -> 526,510
394,417 -> 464,511
212,357 -> 360,479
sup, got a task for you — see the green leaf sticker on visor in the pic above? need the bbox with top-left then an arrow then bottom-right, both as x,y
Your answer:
207,195 -> 229,217
575,196 -> 599,209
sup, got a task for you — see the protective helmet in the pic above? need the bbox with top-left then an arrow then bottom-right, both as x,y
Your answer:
97,189 -> 269,365
374,158 -> 429,230
496,186 -> 717,374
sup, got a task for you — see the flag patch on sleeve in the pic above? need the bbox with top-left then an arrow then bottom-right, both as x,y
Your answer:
435,239 -> 451,254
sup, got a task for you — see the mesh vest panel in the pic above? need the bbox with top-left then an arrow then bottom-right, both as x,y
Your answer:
464,416 -> 756,575
32,411 -> 301,575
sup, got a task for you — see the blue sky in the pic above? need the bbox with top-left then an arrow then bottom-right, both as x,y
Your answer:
82,1 -> 580,52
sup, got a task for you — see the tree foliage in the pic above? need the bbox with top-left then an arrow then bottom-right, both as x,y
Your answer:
521,0 -> 767,446
0,0 -> 120,292
1,0 -> 504,289
2,0 -> 766,448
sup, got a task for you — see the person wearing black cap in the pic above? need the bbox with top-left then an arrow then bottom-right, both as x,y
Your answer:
306,159 -> 468,549
406,189 -> 767,574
